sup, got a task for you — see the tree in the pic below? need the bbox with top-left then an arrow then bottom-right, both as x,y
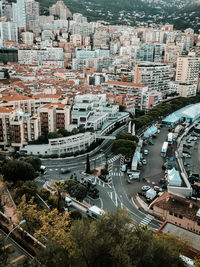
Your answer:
17,196 -> 71,249
69,183 -> 87,202
111,139 -> 136,157
2,160 -> 35,182
36,241 -> 70,267
116,132 -> 139,143
24,156 -> 41,172
69,208 -> 186,267
13,180 -> 38,204
86,154 -> 90,174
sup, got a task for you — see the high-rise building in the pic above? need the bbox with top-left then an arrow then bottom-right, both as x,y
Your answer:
137,43 -> 154,62
175,52 -> 200,84
0,22 -> 18,47
12,0 -> 26,28
134,62 -> 172,93
24,0 -> 39,23
49,1 -> 71,20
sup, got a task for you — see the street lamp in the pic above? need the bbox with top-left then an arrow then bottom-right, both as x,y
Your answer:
5,220 -> 26,241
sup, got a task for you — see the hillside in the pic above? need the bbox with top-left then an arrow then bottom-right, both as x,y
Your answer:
11,0 -> 200,31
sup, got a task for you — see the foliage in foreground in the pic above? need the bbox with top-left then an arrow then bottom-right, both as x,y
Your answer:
15,208 -> 187,267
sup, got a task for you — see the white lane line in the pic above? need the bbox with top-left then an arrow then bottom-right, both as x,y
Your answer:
115,191 -> 118,206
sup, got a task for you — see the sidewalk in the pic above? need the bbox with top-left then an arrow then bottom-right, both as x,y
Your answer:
0,180 -> 18,223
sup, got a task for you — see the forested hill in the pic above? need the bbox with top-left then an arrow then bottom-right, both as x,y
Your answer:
12,0 -> 200,31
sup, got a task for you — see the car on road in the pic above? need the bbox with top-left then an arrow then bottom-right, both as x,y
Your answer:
141,185 -> 151,191
60,168 -> 70,174
144,149 -> 149,155
142,159 -> 147,165
88,177 -> 96,185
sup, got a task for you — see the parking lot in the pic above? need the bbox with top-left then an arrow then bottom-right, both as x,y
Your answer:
125,126 -> 172,201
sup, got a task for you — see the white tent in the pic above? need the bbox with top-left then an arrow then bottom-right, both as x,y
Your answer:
146,188 -> 157,200
143,125 -> 157,138
168,168 -> 182,187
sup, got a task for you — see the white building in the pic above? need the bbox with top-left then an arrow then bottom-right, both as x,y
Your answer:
12,0 -> 26,28
71,94 -> 119,131
0,22 -> 18,46
20,132 -> 96,156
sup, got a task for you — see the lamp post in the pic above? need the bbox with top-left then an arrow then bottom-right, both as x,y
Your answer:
5,220 -> 26,241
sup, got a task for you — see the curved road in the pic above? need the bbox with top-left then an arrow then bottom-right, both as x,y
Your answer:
38,125 -> 162,231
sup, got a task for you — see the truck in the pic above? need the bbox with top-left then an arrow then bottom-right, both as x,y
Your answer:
127,170 -> 140,180
168,133 -> 173,144
86,205 -> 105,219
161,142 -> 168,157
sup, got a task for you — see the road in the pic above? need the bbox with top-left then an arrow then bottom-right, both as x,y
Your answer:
35,125 -> 162,231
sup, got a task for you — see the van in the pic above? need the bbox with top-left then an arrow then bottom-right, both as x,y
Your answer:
65,196 -> 72,207
40,165 -> 47,174
121,164 -> 127,172
86,205 -> 105,219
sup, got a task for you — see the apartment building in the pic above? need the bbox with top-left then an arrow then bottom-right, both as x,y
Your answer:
0,107 -> 40,149
178,83 -> 197,98
49,0 -> 71,20
12,0 -> 26,28
38,103 -> 70,134
137,43 -> 154,62
18,48 -> 64,66
101,81 -> 148,109
164,42 -> 181,66
134,62 -> 172,94
0,22 -> 18,46
25,0 -> 39,23
175,52 -> 199,85
0,93 -> 36,115
150,192 -> 200,234
21,31 -> 34,46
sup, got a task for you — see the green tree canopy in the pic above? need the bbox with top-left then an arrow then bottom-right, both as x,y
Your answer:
2,159 -> 35,182
111,139 -> 137,157
116,132 -> 139,143
23,156 -> 41,171
69,208 -> 186,267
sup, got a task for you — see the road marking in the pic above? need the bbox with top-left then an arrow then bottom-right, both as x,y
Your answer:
10,254 -> 25,264
115,191 -> 118,206
49,169 -> 53,171
55,169 -> 58,171
140,215 -> 154,226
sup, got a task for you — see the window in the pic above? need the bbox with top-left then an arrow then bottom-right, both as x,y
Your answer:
179,215 -> 183,219
169,211 -> 173,215
174,213 -> 177,217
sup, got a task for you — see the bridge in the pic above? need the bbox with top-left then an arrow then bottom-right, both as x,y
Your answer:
95,134 -> 116,140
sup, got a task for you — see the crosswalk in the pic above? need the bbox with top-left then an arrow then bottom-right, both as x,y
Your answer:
108,154 -> 121,164
95,177 -> 112,188
110,172 -> 123,176
140,214 -> 154,226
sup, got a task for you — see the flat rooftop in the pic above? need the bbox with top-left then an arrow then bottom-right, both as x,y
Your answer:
161,222 -> 200,251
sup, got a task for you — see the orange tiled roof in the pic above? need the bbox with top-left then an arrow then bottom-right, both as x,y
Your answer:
103,81 -> 146,87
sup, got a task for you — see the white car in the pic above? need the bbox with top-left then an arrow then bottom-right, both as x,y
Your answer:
142,159 -> 147,165
144,149 -> 149,155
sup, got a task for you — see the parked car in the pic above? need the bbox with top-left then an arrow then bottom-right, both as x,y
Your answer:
144,149 -> 149,155
142,159 -> 147,165
88,178 -> 96,185
141,185 -> 151,191
153,186 -> 162,192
